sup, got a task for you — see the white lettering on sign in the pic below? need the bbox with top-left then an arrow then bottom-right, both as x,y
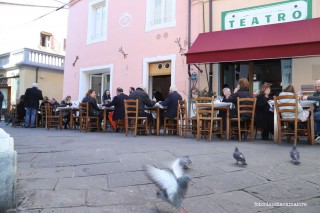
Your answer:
223,0 -> 308,30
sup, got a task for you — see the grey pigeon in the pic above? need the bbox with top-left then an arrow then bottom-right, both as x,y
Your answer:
233,147 -> 247,165
290,145 -> 300,165
176,155 -> 192,170
143,161 -> 191,212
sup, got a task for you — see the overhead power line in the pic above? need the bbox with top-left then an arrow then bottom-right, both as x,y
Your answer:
0,2 -> 69,34
0,1 -> 68,9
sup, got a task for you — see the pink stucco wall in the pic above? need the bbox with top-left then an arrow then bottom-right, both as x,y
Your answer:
64,0 -> 198,100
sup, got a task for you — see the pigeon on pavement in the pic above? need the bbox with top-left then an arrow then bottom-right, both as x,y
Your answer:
143,161 -> 191,213
233,147 -> 247,166
290,145 -> 300,165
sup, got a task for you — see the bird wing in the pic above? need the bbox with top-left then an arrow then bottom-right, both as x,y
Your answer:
171,158 -> 184,178
234,151 -> 244,161
144,164 -> 178,197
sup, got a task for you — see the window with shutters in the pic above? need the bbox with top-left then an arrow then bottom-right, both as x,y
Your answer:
87,0 -> 108,44
145,0 -> 176,32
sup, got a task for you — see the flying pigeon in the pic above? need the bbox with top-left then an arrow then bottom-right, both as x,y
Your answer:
143,161 -> 191,213
290,145 -> 300,165
233,147 -> 247,166
173,155 -> 192,170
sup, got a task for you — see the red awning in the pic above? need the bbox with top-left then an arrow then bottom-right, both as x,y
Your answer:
186,18 -> 320,64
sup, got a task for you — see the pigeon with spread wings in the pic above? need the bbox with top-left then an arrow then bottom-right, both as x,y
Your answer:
143,158 -> 191,213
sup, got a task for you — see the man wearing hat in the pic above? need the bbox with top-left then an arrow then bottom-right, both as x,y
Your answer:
24,83 -> 43,128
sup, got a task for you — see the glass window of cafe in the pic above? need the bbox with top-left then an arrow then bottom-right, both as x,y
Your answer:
219,59 -> 292,96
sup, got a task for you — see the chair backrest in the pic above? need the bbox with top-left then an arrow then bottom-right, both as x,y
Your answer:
11,104 -> 17,118
124,99 -> 138,119
194,96 -> 214,103
274,94 -> 298,120
195,97 -> 215,119
79,102 -> 89,118
178,100 -> 187,119
236,97 -> 257,121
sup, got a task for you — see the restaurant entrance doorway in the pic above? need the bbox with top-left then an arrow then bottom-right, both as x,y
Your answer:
219,59 -> 290,96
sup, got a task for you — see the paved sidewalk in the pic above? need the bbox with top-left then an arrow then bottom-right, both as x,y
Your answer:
1,123 -> 320,213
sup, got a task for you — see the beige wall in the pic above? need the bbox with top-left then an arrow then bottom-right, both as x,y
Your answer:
293,56 -> 320,89
19,68 -> 63,103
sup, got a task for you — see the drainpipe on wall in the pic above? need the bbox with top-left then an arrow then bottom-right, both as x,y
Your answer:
35,67 -> 39,83
187,0 -> 192,116
208,0 -> 213,96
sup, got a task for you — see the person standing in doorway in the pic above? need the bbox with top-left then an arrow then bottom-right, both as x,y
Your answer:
24,83 -> 43,128
0,91 -> 4,122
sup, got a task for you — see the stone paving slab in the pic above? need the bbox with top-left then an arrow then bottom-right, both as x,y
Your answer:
18,189 -> 86,210
55,175 -> 109,190
245,178 -> 320,203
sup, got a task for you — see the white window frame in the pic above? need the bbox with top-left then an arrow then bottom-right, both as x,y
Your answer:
143,54 -> 176,96
87,0 -> 108,45
78,64 -> 113,101
145,0 -> 176,32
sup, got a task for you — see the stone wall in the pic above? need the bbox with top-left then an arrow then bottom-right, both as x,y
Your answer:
0,128 -> 17,212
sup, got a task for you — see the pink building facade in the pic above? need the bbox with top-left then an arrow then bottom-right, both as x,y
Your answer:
64,0 -> 198,102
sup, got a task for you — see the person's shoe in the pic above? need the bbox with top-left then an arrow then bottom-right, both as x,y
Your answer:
25,126 -> 29,128
315,136 -> 320,144
30,126 -> 36,128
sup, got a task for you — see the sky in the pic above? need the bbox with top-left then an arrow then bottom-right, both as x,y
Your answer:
0,0 -> 70,54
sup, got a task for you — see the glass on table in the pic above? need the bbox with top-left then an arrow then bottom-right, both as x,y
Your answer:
297,89 -> 302,101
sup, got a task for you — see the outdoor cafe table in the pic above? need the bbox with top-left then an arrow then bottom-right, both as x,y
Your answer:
99,106 -> 114,132
146,103 -> 166,136
55,106 -> 79,129
270,100 -> 317,144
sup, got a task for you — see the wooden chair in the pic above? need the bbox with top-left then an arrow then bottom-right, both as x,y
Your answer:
230,97 -> 257,142
78,102 -> 100,132
195,97 -> 223,141
11,104 -> 24,127
124,99 -> 150,136
44,104 -> 60,130
163,102 -> 180,136
274,95 -> 311,145
178,100 -> 197,137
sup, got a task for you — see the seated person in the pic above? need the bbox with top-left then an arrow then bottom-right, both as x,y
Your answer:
16,95 -> 26,122
226,78 -> 252,119
153,89 -> 164,102
279,84 -> 309,122
129,85 -> 155,125
50,98 -> 60,107
103,87 -> 129,130
159,85 -> 182,119
102,89 -> 112,104
82,89 -> 103,124
60,95 -> 72,129
217,87 -> 232,130
40,96 -> 50,107
302,79 -> 320,139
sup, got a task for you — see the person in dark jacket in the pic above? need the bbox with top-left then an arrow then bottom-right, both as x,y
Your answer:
102,89 -> 112,104
60,95 -> 72,129
226,78 -> 252,119
153,89 -> 164,102
24,83 -> 43,128
17,95 -> 26,121
0,91 -> 3,122
82,89 -> 103,123
302,79 -> 320,138
129,85 -> 155,124
255,83 -> 274,140
159,85 -> 182,118
104,87 -> 129,121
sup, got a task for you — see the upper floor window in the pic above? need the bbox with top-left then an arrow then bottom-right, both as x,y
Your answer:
145,0 -> 176,32
87,0 -> 108,44
40,31 -> 52,48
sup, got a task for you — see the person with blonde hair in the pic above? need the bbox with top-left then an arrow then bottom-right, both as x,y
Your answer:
226,78 -> 252,119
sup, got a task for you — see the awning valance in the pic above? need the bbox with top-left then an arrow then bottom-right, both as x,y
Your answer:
186,18 -> 320,64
